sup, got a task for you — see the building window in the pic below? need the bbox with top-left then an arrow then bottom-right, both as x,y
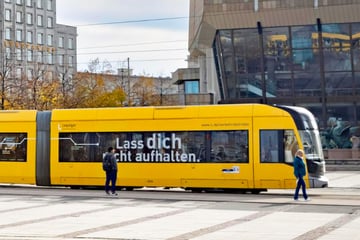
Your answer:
27,13 -> 33,25
16,11 -> 23,23
37,32 -> 43,44
16,0 -> 23,5
37,15 -> 43,26
68,56 -> 74,67
5,9 -> 11,21
27,31 -> 33,43
47,52 -> 53,64
37,52 -> 43,63
16,49 -> 22,61
68,38 -> 73,49
5,28 -> 11,40
58,55 -> 64,66
214,28 -> 263,99
185,80 -> 199,94
47,0 -> 53,10
16,29 -> 23,42
5,48 -> 11,60
47,17 -> 53,28
26,0 -> 33,7
27,49 -> 33,62
37,0 -> 42,8
47,34 -> 53,46
58,36 -> 64,48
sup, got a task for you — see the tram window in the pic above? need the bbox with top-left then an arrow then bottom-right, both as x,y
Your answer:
59,130 -> 249,163
210,131 -> 248,163
59,132 -> 101,162
59,132 -> 206,163
284,130 -> 298,163
260,130 -> 286,163
0,133 -> 27,162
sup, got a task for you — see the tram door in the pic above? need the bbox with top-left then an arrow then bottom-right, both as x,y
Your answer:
252,117 -> 297,189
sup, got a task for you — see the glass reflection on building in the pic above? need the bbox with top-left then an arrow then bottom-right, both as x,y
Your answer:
214,22 -> 360,149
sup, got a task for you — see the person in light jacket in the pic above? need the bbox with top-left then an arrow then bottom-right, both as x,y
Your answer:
293,149 -> 309,201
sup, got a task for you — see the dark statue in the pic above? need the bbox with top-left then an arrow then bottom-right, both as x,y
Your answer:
321,118 -> 360,149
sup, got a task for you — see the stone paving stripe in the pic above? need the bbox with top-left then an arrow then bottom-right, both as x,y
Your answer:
0,205 -> 114,229
57,208 -> 191,238
0,203 -> 50,214
166,211 -> 270,240
166,204 -> 296,240
293,209 -> 360,240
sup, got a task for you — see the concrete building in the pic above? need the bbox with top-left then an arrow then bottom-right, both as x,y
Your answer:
187,0 -> 360,138
172,67 -> 215,105
0,0 -> 76,81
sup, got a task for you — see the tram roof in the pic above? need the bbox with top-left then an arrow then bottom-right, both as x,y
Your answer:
0,110 -> 37,122
50,104 -> 290,121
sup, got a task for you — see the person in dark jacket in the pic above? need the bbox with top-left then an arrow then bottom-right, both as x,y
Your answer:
104,147 -> 118,196
293,149 -> 309,201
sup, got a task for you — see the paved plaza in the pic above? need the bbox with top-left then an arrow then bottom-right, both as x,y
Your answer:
0,171 -> 359,240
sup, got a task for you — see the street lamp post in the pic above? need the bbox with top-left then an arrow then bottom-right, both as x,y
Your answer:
127,57 -> 130,105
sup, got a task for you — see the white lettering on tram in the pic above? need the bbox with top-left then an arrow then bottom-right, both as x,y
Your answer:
115,133 -> 197,163
118,151 -> 132,162
135,150 -> 197,162
146,133 -> 181,149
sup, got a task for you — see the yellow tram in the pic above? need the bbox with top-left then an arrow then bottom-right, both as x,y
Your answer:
0,104 -> 328,192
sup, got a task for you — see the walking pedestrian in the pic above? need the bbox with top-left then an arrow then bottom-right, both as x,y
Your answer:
293,149 -> 309,201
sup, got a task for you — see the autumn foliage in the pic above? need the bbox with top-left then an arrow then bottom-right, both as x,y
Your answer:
1,69 -> 127,110
0,59 -> 175,110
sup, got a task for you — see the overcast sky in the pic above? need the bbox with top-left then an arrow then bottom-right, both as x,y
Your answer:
56,0 -> 190,77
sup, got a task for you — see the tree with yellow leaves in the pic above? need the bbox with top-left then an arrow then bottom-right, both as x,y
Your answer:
131,76 -> 161,106
69,71 -> 126,108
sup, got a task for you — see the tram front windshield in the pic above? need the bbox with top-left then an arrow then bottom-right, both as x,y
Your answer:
298,129 -> 324,161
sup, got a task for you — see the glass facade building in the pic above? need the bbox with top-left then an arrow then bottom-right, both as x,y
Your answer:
214,23 -> 360,127
188,0 -> 360,148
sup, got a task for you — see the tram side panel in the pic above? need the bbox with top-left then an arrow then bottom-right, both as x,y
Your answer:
252,111 -> 302,189
173,109 -> 255,190
49,107 -> 158,187
112,118 -> 253,189
50,109 -> 112,186
48,106 -> 257,189
0,110 -> 37,185
152,118 -> 254,190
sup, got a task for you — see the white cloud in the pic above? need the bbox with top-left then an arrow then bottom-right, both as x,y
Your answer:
56,0 -> 190,77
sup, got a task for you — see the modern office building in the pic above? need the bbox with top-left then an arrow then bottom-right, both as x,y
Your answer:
0,0 -> 76,82
188,0 -> 360,135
